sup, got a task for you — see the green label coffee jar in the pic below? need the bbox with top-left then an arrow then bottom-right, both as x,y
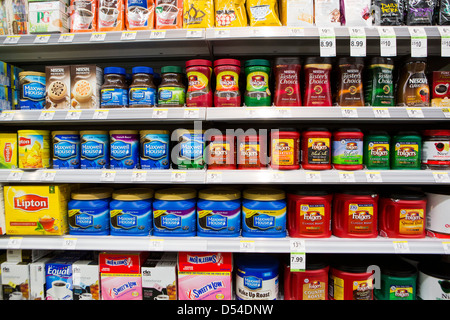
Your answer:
374,258 -> 417,300
244,59 -> 272,107
364,57 -> 395,107
364,131 -> 390,170
391,131 -> 422,170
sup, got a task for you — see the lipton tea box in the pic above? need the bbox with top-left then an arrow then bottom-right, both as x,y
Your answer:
4,184 -> 71,235
0,133 -> 18,169
177,252 -> 233,300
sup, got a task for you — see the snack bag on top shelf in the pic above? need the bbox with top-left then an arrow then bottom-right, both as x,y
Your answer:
246,0 -> 281,26
214,0 -> 247,27
98,0 -> 125,31
126,0 -> 155,30
70,0 -> 98,32
183,0 -> 215,28
155,0 -> 183,29
280,0 -> 314,26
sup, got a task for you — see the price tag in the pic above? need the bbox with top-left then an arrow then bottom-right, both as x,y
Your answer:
184,108 -> 200,118
40,170 -> 57,181
90,32 -> 106,42
443,108 -> 450,118
34,35 -> 51,44
276,107 -> 292,117
214,28 -> 231,38
186,29 -> 203,38
409,27 -> 427,57
58,33 -> 74,43
433,171 -> 450,183
131,170 -> 147,182
339,171 -> 355,182
270,171 -> 285,182
373,107 -> 390,118
121,31 -> 137,40
148,239 -> 164,251
8,237 -> 23,249
439,27 -> 450,57
39,110 -> 55,120
152,108 -> 168,118
289,27 -> 304,37
290,253 -> 306,272
93,109 -> 109,119
7,170 -> 23,181
290,239 -> 306,252
406,107 -> 424,118
393,241 -> 410,253
443,242 -> 450,254
171,171 -> 186,182
3,35 -> 20,44
305,172 -> 322,182
250,27 -> 264,36
240,240 -> 255,252
341,107 -> 358,118
62,238 -> 77,250
0,111 -> 15,121
319,28 -> 336,57
365,171 -> 383,183
101,170 -> 116,182
150,30 -> 166,39
65,110 -> 82,120
245,107 -> 259,118
206,171 -> 223,183
349,28 -> 366,57
378,27 -> 396,57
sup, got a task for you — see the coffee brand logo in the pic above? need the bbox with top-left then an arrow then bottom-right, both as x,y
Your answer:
308,280 -> 322,290
3,142 -> 12,163
346,142 -> 358,150
352,210 -> 372,221
311,141 -> 328,151
187,254 -> 222,265
250,75 -> 266,89
47,265 -> 71,277
275,142 -> 291,152
304,211 -> 323,222
397,147 -> 417,157
186,281 -> 225,300
220,75 -> 236,87
370,146 -> 388,156
244,276 -> 262,290
14,194 -> 49,212
105,258 -> 131,267
402,211 -> 422,221
394,288 -> 410,298
19,137 -> 32,147
357,282 -> 371,292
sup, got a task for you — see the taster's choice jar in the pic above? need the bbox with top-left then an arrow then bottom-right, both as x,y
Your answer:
68,187 -> 113,235
421,130 -> 450,169
110,188 -> 154,236
197,188 -> 241,237
242,188 -> 286,238
153,188 -> 197,237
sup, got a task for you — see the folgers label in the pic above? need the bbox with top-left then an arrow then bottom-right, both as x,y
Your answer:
237,134 -> 267,169
391,132 -> 421,170
364,132 -> 390,169
140,130 -> 170,169
374,258 -> 417,301
214,59 -> 241,107
207,134 -> 236,169
332,129 -> 364,170
110,130 -> 139,169
301,128 -> 331,170
80,130 -> 109,169
270,129 -> 300,170
52,131 -> 80,169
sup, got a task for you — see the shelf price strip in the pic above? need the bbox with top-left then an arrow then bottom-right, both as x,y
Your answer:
0,111 -> 15,121
378,27 -> 396,57
7,170 -> 23,181
58,33 -> 75,43
34,35 -> 51,44
240,240 -> 255,252
439,27 -> 450,57
373,107 -> 390,118
319,28 -> 336,57
349,28 -> 366,57
62,238 -> 77,250
148,239 -> 164,251
8,237 -> 23,249
90,32 -> 106,42
3,35 -> 21,45
150,30 -> 166,39
393,241 -> 410,253
121,31 -> 137,41
409,27 -> 427,58
131,170 -> 147,182
290,240 -> 306,272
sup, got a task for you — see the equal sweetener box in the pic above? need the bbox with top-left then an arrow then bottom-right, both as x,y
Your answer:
177,252 -> 233,300
99,252 -> 148,300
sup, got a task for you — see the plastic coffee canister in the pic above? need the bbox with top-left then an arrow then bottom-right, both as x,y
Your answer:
301,128 -> 332,170
374,257 -> 417,300
270,128 -> 300,170
206,134 -> 236,170
332,128 -> 364,170
391,131 -> 422,170
363,131 -> 390,170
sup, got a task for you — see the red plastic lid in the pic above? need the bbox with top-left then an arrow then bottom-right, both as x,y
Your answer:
422,130 -> 450,137
214,59 -> 241,68
186,59 -> 213,68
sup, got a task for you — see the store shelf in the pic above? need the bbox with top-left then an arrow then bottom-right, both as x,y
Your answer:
0,235 -> 447,254
1,169 -> 448,184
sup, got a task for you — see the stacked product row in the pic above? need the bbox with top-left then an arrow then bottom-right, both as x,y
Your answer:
1,249 -> 449,300
2,184 -> 450,239
1,127 -> 449,171
3,0 -> 450,35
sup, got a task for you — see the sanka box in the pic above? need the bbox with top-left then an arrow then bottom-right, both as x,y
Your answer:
177,252 -> 233,300
4,184 -> 71,235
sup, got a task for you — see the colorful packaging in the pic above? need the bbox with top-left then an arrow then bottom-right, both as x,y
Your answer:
18,130 -> 51,169
364,57 -> 395,107
213,59 -> 241,107
186,59 -> 213,108
397,59 -> 430,107
72,260 -> 100,300
70,64 -> 103,109
214,0 -> 247,27
173,129 -> 205,170
183,0 -> 215,28
1,261 -> 30,300
280,0 -> 314,26
363,131 -> 390,170
52,131 -> 80,169
80,130 -> 109,169
431,71 -> 450,107
417,259 -> 450,300
340,0 -> 372,26
126,0 -> 155,30
422,130 -> 450,169
336,57 -> 365,107
140,130 -> 170,169
270,129 -> 300,170
18,71 -> 46,110
237,134 -> 267,169
0,133 -> 18,169
155,0 -> 183,29
314,0 -> 340,26
246,0 -> 281,26
177,252 -> 233,300
332,129 -> 364,170
110,130 -> 140,169
207,134 -> 236,169
0,86 -> 13,110
391,132 -> 422,170
45,65 -> 71,109
244,59 -> 272,107
142,258 -> 177,300
98,0 -> 125,31
301,128 -> 332,170
70,0 -> 98,32
0,4 -> 7,35
273,57 -> 302,107
372,0 -> 404,25
28,1 -> 69,33
5,0 -> 29,35
0,185 -> 5,235
405,0 -> 435,25
29,256 -> 54,300
4,184 -> 71,236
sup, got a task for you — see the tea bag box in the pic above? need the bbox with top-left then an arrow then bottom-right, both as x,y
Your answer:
1,261 -> 30,300
30,255 -> 55,300
142,257 -> 177,300
72,260 -> 100,300
28,0 -> 70,33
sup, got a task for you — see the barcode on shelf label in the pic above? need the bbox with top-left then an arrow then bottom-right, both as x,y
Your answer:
319,28 -> 336,57
365,171 -> 382,183
433,172 -> 450,183
349,28 -> 366,57
305,172 -> 321,182
8,237 -> 23,249
121,31 -> 137,40
289,27 -> 304,37
409,27 -> 427,57
152,108 -> 168,118
0,111 -> 15,121
40,170 -> 56,181
339,171 -> 355,182
378,27 -> 396,57
7,170 -> 23,181
214,28 -> 231,38
93,109 -> 109,119
373,107 -> 390,118
206,171 -> 223,183
290,253 -> 306,272
131,170 -> 147,182
3,35 -> 21,44
406,107 -> 424,118
65,110 -> 82,120
34,35 -> 51,44
171,171 -> 186,182
39,110 -> 55,120
240,240 -> 255,252
438,27 -> 450,57
148,239 -> 164,251
393,241 -> 410,253
186,29 -> 203,38
184,108 -> 200,118
58,33 -> 74,43
90,32 -> 106,42
62,238 -> 77,250
341,107 -> 358,118
101,170 -> 116,182
150,30 -> 166,39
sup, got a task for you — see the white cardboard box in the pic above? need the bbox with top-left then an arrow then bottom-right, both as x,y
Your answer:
1,261 -> 30,300
72,260 -> 100,300
142,259 -> 177,300
28,1 -> 69,33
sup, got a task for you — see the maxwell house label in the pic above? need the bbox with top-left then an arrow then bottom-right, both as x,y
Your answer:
180,134 -> 204,160
116,213 -> 138,229
244,276 -> 263,290
54,140 -> 78,160
160,214 -> 182,229
143,140 -> 167,160
23,82 -> 46,101
111,140 -> 132,161
74,213 -> 94,228
82,140 -> 105,160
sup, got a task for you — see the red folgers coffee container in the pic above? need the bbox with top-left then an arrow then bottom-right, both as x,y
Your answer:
270,128 -> 300,170
284,254 -> 329,300
379,192 -> 427,238
301,128 -> 332,170
332,128 -> 364,171
332,190 -> 379,238
287,189 -> 332,238
274,57 -> 301,107
186,59 -> 213,108
213,59 -> 241,107
237,134 -> 267,169
329,255 -> 375,300
206,134 -> 236,169
303,57 -> 333,106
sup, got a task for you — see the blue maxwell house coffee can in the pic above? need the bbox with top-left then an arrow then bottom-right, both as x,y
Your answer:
140,130 -> 170,169
80,130 -> 109,169
52,131 -> 80,169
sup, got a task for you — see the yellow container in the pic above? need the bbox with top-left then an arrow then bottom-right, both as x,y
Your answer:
4,184 -> 71,235
0,133 -> 18,169
17,130 -> 51,169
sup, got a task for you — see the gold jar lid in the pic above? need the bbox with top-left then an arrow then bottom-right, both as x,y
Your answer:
19,71 -> 45,77
80,130 -> 109,135
140,130 -> 170,135
155,188 -> 197,200
199,188 -> 241,201
110,130 -> 139,135
112,188 -> 154,201
52,131 -> 79,136
243,188 -> 285,201
71,187 -> 114,200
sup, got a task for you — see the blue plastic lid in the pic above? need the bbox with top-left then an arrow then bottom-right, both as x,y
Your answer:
132,66 -> 154,75
104,67 -> 126,75
236,254 -> 279,278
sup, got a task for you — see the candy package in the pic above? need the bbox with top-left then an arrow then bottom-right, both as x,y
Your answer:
405,0 -> 436,25
183,0 -> 215,28
126,0 -> 155,30
372,0 -> 404,25
280,0 -> 314,26
246,0 -> 281,26
340,0 -> 373,26
215,0 -> 247,27
314,0 -> 341,26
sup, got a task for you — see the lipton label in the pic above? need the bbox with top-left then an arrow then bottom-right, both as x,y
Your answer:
399,209 -> 424,235
14,194 -> 49,212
